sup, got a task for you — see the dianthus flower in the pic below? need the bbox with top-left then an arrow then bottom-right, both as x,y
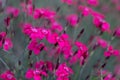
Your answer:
28,40 -> 45,55
66,14 -> 78,26
55,63 -> 73,80
87,0 -> 99,7
0,70 -> 16,80
61,0 -> 73,5
25,69 -> 47,80
5,6 -> 19,17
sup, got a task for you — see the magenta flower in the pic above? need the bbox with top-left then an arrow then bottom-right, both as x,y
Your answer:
78,5 -> 92,16
61,0 -> 73,5
51,21 -> 63,32
5,6 -> 19,17
43,9 -> 56,22
66,14 -> 78,26
25,69 -> 47,80
35,60 -> 54,72
93,17 -> 110,32
104,46 -> 119,57
22,23 -> 33,36
33,8 -> 56,21
70,41 -> 88,65
0,32 -> 6,47
104,73 -> 116,80
87,0 -> 99,7
47,32 -> 58,44
0,70 -> 16,80
33,8 -> 45,19
55,63 -> 73,80
3,38 -> 13,51
101,22 -> 110,32
91,10 -> 105,19
21,3 -> 33,16
28,40 -> 45,55
57,34 -> 73,59
96,37 -> 108,48
114,27 -> 120,37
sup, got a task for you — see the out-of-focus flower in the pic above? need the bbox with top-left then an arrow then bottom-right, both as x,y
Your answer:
104,45 -> 119,57
0,32 -> 6,47
96,37 -> 108,48
33,8 -> 56,21
3,38 -> 13,51
93,17 -> 110,32
66,14 -> 78,26
78,5 -> 92,16
114,27 -> 120,37
61,0 -> 73,5
5,6 -> 19,17
0,70 -> 16,80
51,21 -> 63,32
87,0 -> 99,7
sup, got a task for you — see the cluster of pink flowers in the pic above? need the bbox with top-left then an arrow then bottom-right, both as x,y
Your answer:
104,45 -> 119,57
95,37 -> 119,57
0,0 -> 120,80
70,41 -> 88,65
26,60 -> 54,80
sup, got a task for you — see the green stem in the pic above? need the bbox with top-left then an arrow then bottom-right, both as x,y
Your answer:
0,57 -> 10,70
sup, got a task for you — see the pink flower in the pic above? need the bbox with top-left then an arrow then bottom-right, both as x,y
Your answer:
61,0 -> 73,5
33,8 -> 56,21
51,21 -> 63,32
22,23 -> 33,36
25,69 -> 47,80
35,60 -> 54,72
33,8 -> 45,19
66,14 -> 78,26
93,17 -> 103,28
104,46 -> 119,57
5,6 -> 19,17
21,3 -> 33,16
28,40 -> 45,55
101,22 -> 110,32
103,73 -> 116,80
114,27 -> 120,37
47,33 -> 58,44
43,9 -> 56,22
87,0 -> 99,6
56,63 -> 73,80
75,41 -> 88,52
104,51 -> 112,57
70,41 -> 88,65
0,32 -> 6,47
57,34 -> 73,59
78,5 -> 92,16
0,70 -> 16,80
3,38 -> 13,51
96,37 -> 108,48
91,11 -> 105,19
93,17 -> 110,32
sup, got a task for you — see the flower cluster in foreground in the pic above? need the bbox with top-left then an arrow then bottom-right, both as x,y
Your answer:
0,0 -> 120,80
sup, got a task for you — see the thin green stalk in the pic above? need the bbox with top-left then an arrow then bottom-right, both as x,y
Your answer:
0,57 -> 10,70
